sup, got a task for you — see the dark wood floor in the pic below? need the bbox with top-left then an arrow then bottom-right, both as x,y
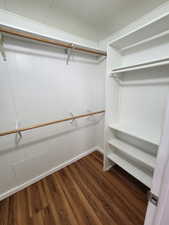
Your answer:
0,151 -> 148,225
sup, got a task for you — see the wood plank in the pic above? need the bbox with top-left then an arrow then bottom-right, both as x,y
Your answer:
0,151 -> 148,225
81,156 -> 147,224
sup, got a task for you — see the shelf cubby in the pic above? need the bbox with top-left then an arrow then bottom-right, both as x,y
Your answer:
109,124 -> 160,146
112,58 -> 169,74
108,138 -> 156,170
107,152 -> 152,188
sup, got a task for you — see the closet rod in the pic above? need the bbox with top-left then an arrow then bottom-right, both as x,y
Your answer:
0,110 -> 105,137
0,27 -> 107,56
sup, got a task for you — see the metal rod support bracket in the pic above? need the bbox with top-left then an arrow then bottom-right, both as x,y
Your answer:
66,43 -> 74,65
86,110 -> 94,121
0,33 -> 6,61
15,121 -> 22,144
70,113 -> 75,124
87,110 -> 92,116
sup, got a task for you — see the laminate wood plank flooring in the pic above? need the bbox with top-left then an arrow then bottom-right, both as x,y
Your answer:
0,151 -> 148,225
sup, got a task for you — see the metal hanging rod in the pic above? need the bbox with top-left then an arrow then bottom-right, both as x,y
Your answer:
0,26 -> 107,57
0,110 -> 105,137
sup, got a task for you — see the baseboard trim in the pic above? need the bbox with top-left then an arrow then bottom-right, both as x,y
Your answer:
96,146 -> 104,153
0,147 -> 97,201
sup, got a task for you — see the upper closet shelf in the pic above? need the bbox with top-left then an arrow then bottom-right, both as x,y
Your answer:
112,58 -> 169,74
121,29 -> 169,51
110,13 -> 169,50
109,124 -> 160,145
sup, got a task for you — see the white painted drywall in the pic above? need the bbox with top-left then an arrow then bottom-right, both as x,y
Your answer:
0,36 -> 105,198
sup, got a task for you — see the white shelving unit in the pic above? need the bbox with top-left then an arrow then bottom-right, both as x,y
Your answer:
104,12 -> 169,188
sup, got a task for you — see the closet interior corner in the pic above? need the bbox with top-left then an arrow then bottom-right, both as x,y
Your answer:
1,1 -> 169,225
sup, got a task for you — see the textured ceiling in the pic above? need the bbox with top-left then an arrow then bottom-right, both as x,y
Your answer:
0,0 -> 167,41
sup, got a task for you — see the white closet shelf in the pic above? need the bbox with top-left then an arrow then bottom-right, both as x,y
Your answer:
108,138 -> 156,170
109,124 -> 160,145
112,58 -> 169,74
107,152 -> 152,188
110,13 -> 169,50
121,29 -> 169,51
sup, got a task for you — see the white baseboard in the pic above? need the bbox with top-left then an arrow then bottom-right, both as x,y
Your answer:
0,146 -> 97,201
96,146 -> 104,153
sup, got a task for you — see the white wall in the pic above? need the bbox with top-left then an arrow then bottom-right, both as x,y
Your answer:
0,35 -> 105,199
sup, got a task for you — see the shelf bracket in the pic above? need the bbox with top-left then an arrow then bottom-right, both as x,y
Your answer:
86,109 -> 94,121
65,43 -> 74,65
70,112 -> 75,124
15,121 -> 22,144
0,33 -> 6,62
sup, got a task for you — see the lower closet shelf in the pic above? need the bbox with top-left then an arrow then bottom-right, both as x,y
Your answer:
109,124 -> 160,145
108,138 -> 156,170
107,152 -> 152,188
